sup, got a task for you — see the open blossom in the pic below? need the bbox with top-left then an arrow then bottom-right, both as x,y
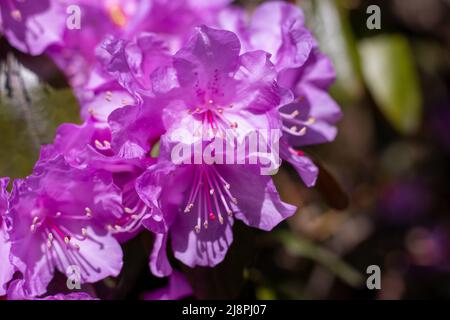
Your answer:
217,1 -> 342,186
106,25 -> 283,159
0,0 -> 65,55
7,151 -> 124,297
48,0 -> 234,119
137,140 -> 296,271
49,0 -> 233,78
1,178 -> 14,296
0,0 -> 343,300
52,118 -> 153,241
48,0 -> 149,87
79,31 -> 173,122
220,1 -> 342,144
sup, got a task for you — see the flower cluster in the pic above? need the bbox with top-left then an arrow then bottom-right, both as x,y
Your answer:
0,0 -> 341,299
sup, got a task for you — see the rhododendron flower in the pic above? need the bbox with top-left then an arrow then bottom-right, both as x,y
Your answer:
47,0 -> 149,87
0,178 -> 14,296
217,1 -> 342,186
47,0 -> 232,90
7,152 -> 124,297
52,118 -> 153,239
106,26 -> 283,157
137,141 -> 296,270
37,0 -> 232,124
79,31 -> 173,122
219,1 -> 341,143
0,0 -> 344,300
0,0 -> 65,55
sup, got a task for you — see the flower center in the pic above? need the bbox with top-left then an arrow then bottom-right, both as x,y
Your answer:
183,165 -> 237,233
188,99 -> 238,139
29,206 -> 103,278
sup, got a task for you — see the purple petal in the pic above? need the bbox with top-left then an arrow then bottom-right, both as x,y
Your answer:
149,233 -> 172,278
108,104 -> 164,159
280,144 -> 319,187
171,208 -> 234,268
174,25 -> 240,88
218,165 -> 297,231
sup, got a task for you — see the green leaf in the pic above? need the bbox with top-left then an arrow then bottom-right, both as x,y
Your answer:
0,51 -> 80,178
359,35 -> 423,135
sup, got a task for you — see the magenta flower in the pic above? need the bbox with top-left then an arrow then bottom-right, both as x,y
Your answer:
107,25 -> 282,158
137,142 -> 296,271
48,0 -> 232,88
0,0 -> 65,55
217,1 -> 342,186
83,31 -> 172,123
7,152 -> 124,297
98,32 -> 172,97
52,118 -> 153,240
78,31 -> 173,123
98,25 -> 297,272
47,0 -> 145,87
220,2 -> 341,143
0,178 -> 14,296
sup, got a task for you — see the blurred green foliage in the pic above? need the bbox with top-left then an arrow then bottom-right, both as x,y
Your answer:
0,53 -> 80,178
359,35 -> 423,135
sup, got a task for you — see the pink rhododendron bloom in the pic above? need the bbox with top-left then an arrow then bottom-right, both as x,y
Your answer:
106,26 -> 282,155
48,0 -> 234,121
0,0 -> 344,300
217,1 -> 343,186
138,139 -> 296,271
7,152 -> 124,297
52,118 -> 154,240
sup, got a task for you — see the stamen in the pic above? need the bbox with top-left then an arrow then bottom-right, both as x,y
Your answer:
95,140 -> 111,151
85,207 -> 93,218
306,117 -> 316,125
280,109 -> 299,120
124,207 -> 134,214
282,125 -> 307,137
